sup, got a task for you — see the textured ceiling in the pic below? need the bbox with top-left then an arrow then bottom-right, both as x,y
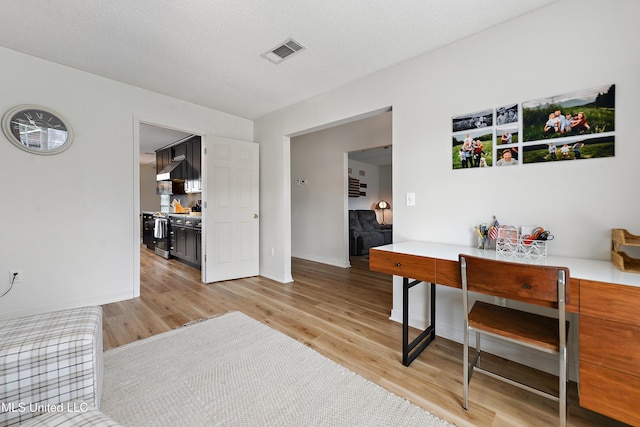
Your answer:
0,0 -> 556,122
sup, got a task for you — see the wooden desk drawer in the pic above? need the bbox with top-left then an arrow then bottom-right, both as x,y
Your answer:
566,278 -> 579,314
580,279 -> 640,326
580,315 -> 640,375
435,259 -> 461,288
369,250 -> 436,283
580,361 -> 640,426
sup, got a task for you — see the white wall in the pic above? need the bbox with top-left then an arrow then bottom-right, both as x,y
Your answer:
255,0 -> 640,376
140,164 -> 160,212
378,164 -> 392,224
290,112 -> 392,267
348,159 -> 381,211
0,46 -> 252,319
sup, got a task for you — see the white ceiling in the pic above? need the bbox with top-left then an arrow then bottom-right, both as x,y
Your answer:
350,146 -> 392,166
0,0 -> 557,162
139,124 -> 193,165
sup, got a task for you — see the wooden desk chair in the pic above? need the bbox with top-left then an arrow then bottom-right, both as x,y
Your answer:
459,254 -> 570,427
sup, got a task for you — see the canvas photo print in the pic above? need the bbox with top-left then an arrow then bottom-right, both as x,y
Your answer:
452,109 -> 493,132
452,129 -> 493,169
496,125 -> 519,146
496,104 -> 518,126
449,84 -> 615,168
522,135 -> 615,163
522,84 -> 615,142
521,84 -> 615,164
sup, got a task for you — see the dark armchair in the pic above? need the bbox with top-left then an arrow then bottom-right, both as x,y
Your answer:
349,210 -> 392,256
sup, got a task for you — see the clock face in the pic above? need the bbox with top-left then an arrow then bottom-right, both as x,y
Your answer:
2,105 -> 73,155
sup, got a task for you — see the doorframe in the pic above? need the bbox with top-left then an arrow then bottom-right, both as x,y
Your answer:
287,107 -> 393,274
133,115 -> 207,295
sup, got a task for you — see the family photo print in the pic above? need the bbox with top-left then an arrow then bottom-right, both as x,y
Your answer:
451,84 -> 615,169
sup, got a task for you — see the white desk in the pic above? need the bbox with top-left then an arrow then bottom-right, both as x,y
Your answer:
369,240 -> 640,425
372,240 -> 640,287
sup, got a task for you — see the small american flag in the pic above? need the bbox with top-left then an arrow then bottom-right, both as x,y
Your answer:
489,218 -> 499,240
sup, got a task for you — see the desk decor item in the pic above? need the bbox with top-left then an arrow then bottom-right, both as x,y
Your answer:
495,225 -> 548,259
2,104 -> 73,155
611,228 -> 640,273
474,216 -> 499,249
474,223 -> 491,249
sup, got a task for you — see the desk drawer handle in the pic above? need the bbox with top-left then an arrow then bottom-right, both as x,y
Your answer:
396,263 -> 401,267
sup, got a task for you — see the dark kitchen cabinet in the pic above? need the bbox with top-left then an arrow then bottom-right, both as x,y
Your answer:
172,143 -> 186,159
194,229 -> 202,265
156,148 -> 171,173
171,226 -> 190,261
155,136 -> 201,194
185,136 -> 201,193
142,213 -> 155,250
172,143 -> 188,179
155,147 -> 176,195
156,145 -> 187,195
169,215 -> 201,267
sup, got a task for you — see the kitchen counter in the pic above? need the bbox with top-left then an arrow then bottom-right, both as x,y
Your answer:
168,212 -> 202,218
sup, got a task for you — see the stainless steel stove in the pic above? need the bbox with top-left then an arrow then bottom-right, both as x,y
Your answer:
152,212 -> 170,259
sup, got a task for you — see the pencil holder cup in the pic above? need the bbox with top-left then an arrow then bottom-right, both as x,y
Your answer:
477,236 -> 489,249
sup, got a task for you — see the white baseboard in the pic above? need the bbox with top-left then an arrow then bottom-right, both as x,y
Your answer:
259,268 -> 293,283
0,290 -> 134,321
291,253 -> 350,268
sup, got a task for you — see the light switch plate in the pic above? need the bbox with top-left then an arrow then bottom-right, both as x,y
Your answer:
406,192 -> 416,206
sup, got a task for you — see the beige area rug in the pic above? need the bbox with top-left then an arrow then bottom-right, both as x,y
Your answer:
101,311 -> 454,427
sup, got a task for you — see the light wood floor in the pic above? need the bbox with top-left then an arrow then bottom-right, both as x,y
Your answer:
101,247 -> 626,427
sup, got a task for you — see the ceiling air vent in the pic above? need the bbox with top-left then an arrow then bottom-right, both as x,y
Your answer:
261,38 -> 305,64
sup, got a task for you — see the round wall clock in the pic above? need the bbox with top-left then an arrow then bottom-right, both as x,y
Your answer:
2,104 -> 73,155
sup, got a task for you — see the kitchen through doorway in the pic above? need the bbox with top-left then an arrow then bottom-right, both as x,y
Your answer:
139,122 -> 203,281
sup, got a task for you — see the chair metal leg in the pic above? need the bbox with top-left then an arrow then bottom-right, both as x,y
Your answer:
560,343 -> 567,427
463,320 -> 469,410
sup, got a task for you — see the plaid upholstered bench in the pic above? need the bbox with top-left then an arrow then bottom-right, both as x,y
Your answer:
19,406 -> 121,427
0,306 -> 104,426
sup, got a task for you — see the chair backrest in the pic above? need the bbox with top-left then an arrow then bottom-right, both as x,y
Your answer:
459,254 -> 569,307
356,210 -> 381,231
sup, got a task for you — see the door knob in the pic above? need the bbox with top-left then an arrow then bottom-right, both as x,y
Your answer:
253,213 -> 259,219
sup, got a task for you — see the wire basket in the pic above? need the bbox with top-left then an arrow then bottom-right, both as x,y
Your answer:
495,226 -> 547,259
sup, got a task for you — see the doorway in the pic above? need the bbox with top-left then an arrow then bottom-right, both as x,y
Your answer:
137,122 -> 261,288
289,110 -> 392,269
138,122 -> 202,295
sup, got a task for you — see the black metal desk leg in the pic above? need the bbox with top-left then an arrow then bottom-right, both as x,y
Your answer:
431,282 -> 436,337
402,278 -> 436,366
402,278 -> 410,365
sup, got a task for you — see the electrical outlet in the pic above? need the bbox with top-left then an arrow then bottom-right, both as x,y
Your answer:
495,297 -> 506,307
10,270 -> 22,284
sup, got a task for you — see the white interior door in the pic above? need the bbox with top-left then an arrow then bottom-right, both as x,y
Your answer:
203,136 -> 259,283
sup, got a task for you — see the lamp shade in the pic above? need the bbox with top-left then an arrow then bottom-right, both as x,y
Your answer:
376,200 -> 390,210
